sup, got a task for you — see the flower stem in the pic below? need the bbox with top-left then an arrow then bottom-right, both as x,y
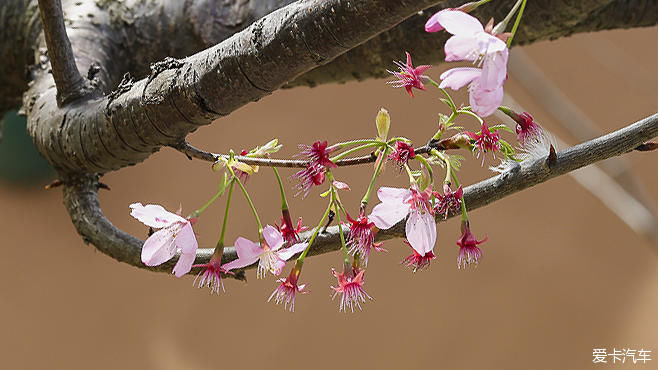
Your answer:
361,146 -> 388,206
227,166 -> 263,238
332,138 -> 384,149
217,179 -> 236,247
330,142 -> 384,162
506,0 -> 527,48
333,192 -> 350,264
298,200 -> 334,262
272,167 -> 289,211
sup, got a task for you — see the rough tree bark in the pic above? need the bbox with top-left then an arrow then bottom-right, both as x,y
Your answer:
0,0 -> 656,274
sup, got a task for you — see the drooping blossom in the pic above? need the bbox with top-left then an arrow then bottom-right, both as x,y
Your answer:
268,262 -> 308,312
387,141 -> 416,169
464,122 -> 501,165
345,211 -> 385,265
387,52 -> 432,98
434,184 -> 463,218
331,266 -> 372,312
435,10 -> 509,116
456,221 -> 487,269
276,210 -> 307,246
293,141 -> 337,197
425,3 -> 480,32
369,185 -> 437,258
514,112 -> 543,146
222,225 -> 308,279
401,241 -> 436,272
192,254 -> 234,295
130,203 -> 198,277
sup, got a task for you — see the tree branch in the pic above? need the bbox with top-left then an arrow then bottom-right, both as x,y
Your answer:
62,113 -> 658,276
37,0 -> 88,105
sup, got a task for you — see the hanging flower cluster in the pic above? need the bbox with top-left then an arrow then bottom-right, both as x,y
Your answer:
128,0 -> 538,313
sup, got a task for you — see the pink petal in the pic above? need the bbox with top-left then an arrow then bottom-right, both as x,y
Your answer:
470,84 -> 504,117
444,34 -> 479,62
405,51 -> 413,67
273,259 -> 286,276
370,188 -> 412,230
435,10 -> 483,35
405,211 -> 437,256
174,222 -> 198,254
130,203 -> 186,228
439,67 -> 481,90
414,65 -> 432,75
172,252 -> 196,277
263,225 -> 284,251
478,49 -> 508,90
476,32 -> 508,55
222,237 -> 263,270
425,9 -> 449,32
332,180 -> 351,191
376,186 -> 411,203
277,242 -> 309,261
141,227 -> 177,266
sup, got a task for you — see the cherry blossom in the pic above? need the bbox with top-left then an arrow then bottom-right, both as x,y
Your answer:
268,263 -> 308,312
388,141 -> 416,169
401,241 -> 436,272
387,52 -> 432,98
293,141 -> 337,197
456,221 -> 487,269
464,122 -> 501,165
331,267 -> 372,312
192,256 -> 234,295
130,203 -> 198,277
345,211 -> 385,265
222,225 -> 308,278
369,185 -> 437,258
435,10 -> 509,116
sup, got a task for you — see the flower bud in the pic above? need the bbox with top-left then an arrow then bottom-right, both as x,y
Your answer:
375,108 -> 390,141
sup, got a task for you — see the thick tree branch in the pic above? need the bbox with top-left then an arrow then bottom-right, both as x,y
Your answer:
63,113 -> 658,276
27,0 -> 444,174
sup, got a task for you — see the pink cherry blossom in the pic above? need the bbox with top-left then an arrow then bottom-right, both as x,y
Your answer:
276,213 -> 307,246
345,211 -> 385,265
268,262 -> 308,312
387,52 -> 432,98
436,10 -> 509,116
514,111 -> 543,146
369,186 -> 436,258
192,255 -> 234,294
222,225 -> 308,278
456,221 -> 487,269
434,184 -> 463,218
387,141 -> 416,169
401,241 -> 436,272
464,122 -> 501,165
331,267 -> 372,312
293,141 -> 337,197
130,203 -> 198,277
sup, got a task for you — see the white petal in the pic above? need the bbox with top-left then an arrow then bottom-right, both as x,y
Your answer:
405,211 -> 437,256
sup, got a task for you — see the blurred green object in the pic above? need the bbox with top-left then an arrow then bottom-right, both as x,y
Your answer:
0,110 -> 54,185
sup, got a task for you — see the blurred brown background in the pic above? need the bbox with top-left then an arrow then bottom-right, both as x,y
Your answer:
0,26 -> 656,369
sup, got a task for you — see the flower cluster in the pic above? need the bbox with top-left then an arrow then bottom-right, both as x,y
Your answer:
125,0 -> 538,313
293,141 -> 337,197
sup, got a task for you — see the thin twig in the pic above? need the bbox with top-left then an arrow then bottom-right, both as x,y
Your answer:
174,140 -> 448,168
174,142 -> 378,168
37,0 -> 87,105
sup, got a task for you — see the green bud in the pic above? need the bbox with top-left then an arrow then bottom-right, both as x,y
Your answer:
375,108 -> 390,141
